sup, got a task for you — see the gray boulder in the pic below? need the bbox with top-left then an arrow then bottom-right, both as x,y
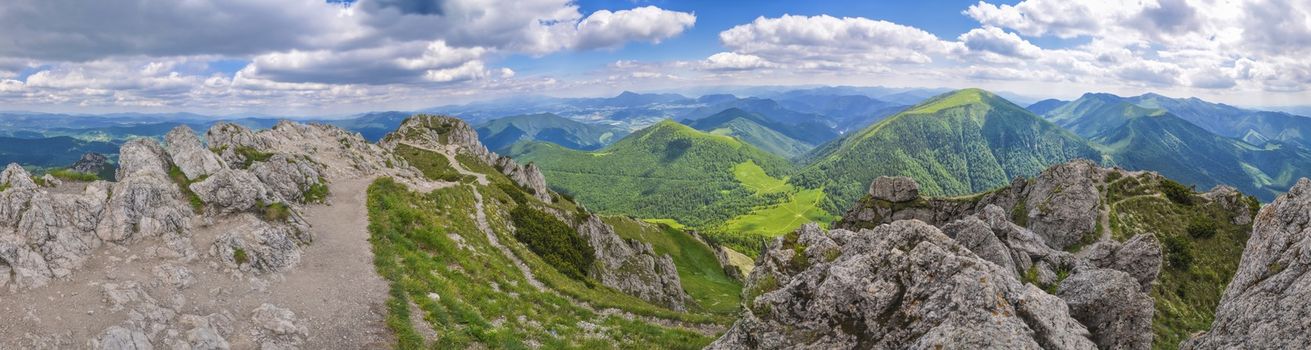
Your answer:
165,125 -> 226,180
93,326 -> 153,350
248,155 -> 325,204
116,139 -> 171,180
577,215 -> 688,311
1024,160 -> 1100,250
1182,178 -> 1311,349
1,163 -> 37,190
942,216 -> 1017,274
869,176 -> 920,202
212,218 -> 306,273
189,169 -> 269,215
710,221 -> 1096,349
251,304 -> 308,349
1057,268 -> 1154,349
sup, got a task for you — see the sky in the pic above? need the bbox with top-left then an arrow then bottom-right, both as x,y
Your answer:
0,0 -> 1309,116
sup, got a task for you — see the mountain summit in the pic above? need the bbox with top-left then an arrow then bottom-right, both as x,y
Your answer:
792,88 -> 1101,211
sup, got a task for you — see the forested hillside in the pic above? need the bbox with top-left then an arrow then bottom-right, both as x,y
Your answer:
793,88 -> 1102,212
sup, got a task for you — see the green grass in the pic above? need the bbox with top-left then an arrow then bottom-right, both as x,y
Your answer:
168,164 -> 205,214
47,168 -> 99,182
367,178 -> 718,349
233,248 -> 249,265
235,145 -> 274,169
715,188 -> 835,254
394,143 -> 466,182
604,216 -> 742,315
260,200 -> 291,222
733,160 -> 792,195
1106,176 -> 1250,350
510,204 -> 596,282
303,181 -> 330,204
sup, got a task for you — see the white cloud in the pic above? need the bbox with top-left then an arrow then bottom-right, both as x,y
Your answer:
702,52 -> 773,71
958,26 -> 1043,59
718,14 -> 955,69
574,6 -> 696,50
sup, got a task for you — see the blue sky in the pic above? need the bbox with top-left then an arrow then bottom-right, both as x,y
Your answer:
0,0 -> 1306,115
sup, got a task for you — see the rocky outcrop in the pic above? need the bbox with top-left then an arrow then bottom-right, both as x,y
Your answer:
711,222 -> 1097,349
70,152 -> 111,175
189,169 -> 269,215
836,160 -> 1107,250
1182,178 -> 1311,349
869,176 -> 919,202
249,154 -> 326,204
1057,268 -> 1154,349
2,163 -> 38,190
382,115 -> 551,201
116,139 -> 172,181
1025,160 -> 1100,250
165,125 -> 225,180
1076,234 -> 1161,293
576,215 -> 689,311
1201,185 -> 1257,225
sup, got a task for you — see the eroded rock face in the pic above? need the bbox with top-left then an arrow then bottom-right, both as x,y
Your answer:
1057,268 -> 1154,349
869,176 -> 919,202
165,125 -> 226,180
71,152 -> 111,175
1025,160 -> 1100,250
1202,185 -> 1256,225
710,222 -> 1097,349
116,139 -> 172,181
249,154 -> 325,204
1182,178 -> 1311,349
383,115 -> 551,200
576,215 -> 688,311
2,163 -> 38,190
251,304 -> 309,349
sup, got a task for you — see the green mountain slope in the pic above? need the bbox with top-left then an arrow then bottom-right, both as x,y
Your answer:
1088,105 -> 1311,201
793,88 -> 1102,212
1044,93 -> 1167,138
476,113 -> 626,152
507,120 -> 796,229
1127,93 -> 1311,149
684,108 -> 814,158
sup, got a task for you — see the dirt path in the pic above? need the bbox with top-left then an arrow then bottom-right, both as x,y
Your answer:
468,185 -> 545,291
260,177 -> 392,349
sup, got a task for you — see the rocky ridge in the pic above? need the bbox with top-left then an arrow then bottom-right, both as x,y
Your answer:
1,121 -> 419,348
380,114 -> 691,311
1182,178 -> 1311,348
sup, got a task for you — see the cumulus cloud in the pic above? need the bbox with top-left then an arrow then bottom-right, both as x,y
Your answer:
0,0 -> 696,111
716,14 -> 955,71
574,6 -> 696,50
958,26 -> 1043,59
702,52 -> 773,71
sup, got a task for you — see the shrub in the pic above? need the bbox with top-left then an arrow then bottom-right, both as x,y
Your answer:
235,146 -> 274,169
1163,235 -> 1193,270
1161,179 -> 1194,205
303,181 -> 330,204
233,248 -> 249,265
510,205 -> 595,281
1186,217 -> 1217,239
260,200 -> 291,222
1010,201 -> 1028,227
1105,171 -> 1123,183
497,182 -> 529,204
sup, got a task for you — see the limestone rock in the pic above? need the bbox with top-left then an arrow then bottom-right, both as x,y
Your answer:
1201,185 -> 1256,225
165,125 -> 226,180
1076,234 -> 1161,293
869,176 -> 919,202
710,221 -> 1096,349
212,217 -> 305,273
2,163 -> 37,190
382,115 -> 550,200
93,326 -> 153,350
116,139 -> 171,181
577,215 -> 688,311
1182,178 -> 1311,349
248,155 -> 325,204
1056,268 -> 1154,349
942,216 -> 1017,274
1024,160 -> 1100,250
189,169 -> 269,215
98,173 -> 190,244
71,152 -> 111,174
251,304 -> 308,349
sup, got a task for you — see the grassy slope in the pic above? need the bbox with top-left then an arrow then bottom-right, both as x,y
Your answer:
687,108 -> 815,159
603,216 -> 742,315
1102,173 -> 1253,350
793,88 -> 1101,212
374,143 -> 735,348
1052,94 -> 1311,201
507,120 -> 797,229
